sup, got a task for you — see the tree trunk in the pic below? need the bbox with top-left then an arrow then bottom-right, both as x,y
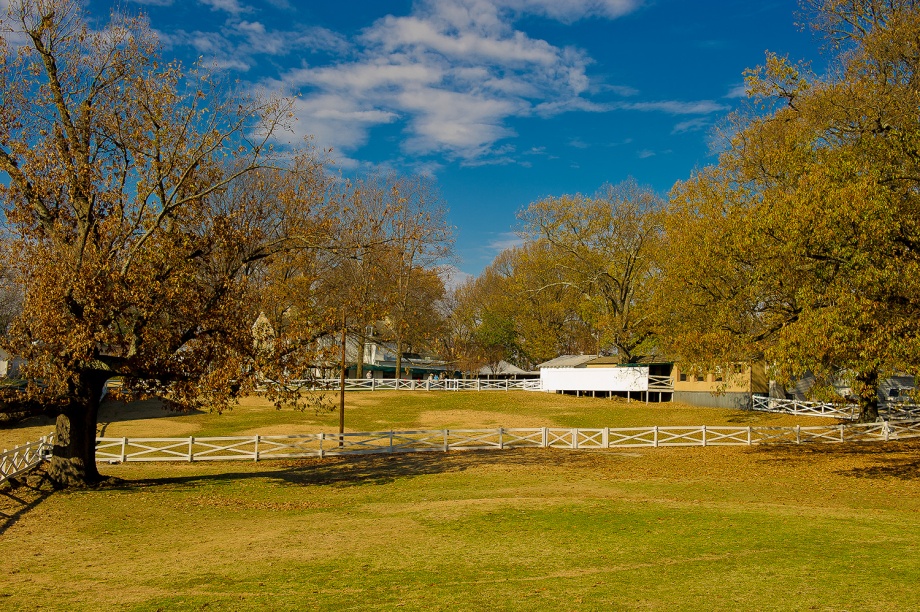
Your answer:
395,337 -> 403,380
355,334 -> 365,379
48,372 -> 108,487
856,369 -> 880,423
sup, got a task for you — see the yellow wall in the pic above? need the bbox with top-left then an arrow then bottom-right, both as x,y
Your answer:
672,363 -> 765,393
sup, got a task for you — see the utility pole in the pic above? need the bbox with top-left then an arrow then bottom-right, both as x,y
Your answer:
339,309 -> 346,448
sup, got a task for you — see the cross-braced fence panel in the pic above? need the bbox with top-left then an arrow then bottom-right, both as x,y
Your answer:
575,429 -> 606,449
606,428 -> 657,447
750,427 -> 801,444
500,428 -> 544,448
888,420 -> 920,438
751,396 -> 858,420
254,435 -> 324,459
445,429 -> 503,450
0,435 -> 52,484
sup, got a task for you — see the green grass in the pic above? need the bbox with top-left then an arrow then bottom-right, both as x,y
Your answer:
2,441 -> 919,610
4,392 -> 909,610
2,390 -> 832,449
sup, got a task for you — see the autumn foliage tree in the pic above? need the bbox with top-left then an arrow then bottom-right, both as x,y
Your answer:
660,0 -> 920,420
519,179 -> 663,362
0,0 -> 331,485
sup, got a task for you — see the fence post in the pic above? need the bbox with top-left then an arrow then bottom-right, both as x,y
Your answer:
884,421 -> 890,442
319,433 -> 324,459
254,435 -> 260,462
572,428 -> 578,449
840,424 -> 845,442
654,426 -> 659,448
499,428 -> 504,450
796,425 -> 801,444
389,432 -> 394,453
702,425 -> 707,447
542,427 -> 548,448
747,426 -> 752,445
188,437 -> 194,462
371,378 -> 376,391
443,429 -> 449,452
121,437 -> 127,463
603,427 -> 609,448
477,379 -> 481,391
505,380 -> 509,391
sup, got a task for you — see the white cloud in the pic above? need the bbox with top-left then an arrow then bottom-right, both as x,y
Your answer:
199,0 -> 252,15
614,100 -> 730,114
487,232 -> 525,252
672,117 -> 710,134
637,149 -> 656,158
725,82 -> 748,98
495,0 -> 644,22
272,0 -> 612,162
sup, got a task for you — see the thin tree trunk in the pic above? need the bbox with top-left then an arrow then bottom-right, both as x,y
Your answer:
355,333 -> 365,379
856,369 -> 880,423
395,337 -> 403,380
48,371 -> 108,487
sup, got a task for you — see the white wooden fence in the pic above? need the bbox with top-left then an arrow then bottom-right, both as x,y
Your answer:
0,433 -> 53,485
273,378 -> 543,392
92,419 -> 920,462
4,419 -> 919,480
750,396 -> 920,421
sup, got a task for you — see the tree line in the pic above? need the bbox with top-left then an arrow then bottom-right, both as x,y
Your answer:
445,0 -> 920,424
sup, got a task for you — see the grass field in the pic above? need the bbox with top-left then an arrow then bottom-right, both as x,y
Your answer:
2,392 -> 918,610
3,390 -> 839,449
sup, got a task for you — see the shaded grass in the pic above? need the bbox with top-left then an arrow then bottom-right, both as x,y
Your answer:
2,439 -> 920,610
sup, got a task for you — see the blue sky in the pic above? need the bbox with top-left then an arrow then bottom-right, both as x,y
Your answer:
112,0 -> 825,279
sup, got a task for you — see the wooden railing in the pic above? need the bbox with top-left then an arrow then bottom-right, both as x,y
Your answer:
276,378 -> 544,392
751,395 -> 920,421
0,434 -> 53,485
92,419 -> 920,463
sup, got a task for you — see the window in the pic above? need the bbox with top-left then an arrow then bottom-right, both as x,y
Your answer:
679,372 -> 687,382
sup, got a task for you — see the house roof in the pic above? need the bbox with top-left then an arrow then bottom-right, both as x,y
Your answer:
535,355 -> 598,369
478,360 -> 534,375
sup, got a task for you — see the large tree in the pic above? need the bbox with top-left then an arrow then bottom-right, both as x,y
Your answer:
0,0 -> 329,485
519,179 -> 664,362
660,0 -> 920,420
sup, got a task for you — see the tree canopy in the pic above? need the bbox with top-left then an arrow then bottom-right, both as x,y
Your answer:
660,0 -> 920,420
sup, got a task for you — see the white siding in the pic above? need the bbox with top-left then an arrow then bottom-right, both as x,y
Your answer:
541,366 -> 649,392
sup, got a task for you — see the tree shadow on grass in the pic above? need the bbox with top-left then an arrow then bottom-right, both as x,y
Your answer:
96,398 -> 205,437
106,448 -> 611,493
751,437 -> 920,480
0,467 -> 56,537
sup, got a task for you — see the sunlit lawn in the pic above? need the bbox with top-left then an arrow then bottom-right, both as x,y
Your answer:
4,391 -> 911,611
2,439 -> 919,610
2,390 -> 841,449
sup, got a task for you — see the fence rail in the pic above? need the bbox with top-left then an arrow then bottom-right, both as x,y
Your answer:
93,419 -> 920,463
5,419 -> 920,481
0,434 -> 53,485
750,396 -> 920,421
269,378 -> 544,392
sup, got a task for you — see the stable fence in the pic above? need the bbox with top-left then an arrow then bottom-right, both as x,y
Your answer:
750,396 -> 920,421
0,434 -> 52,485
5,420 -> 920,482
271,378 -> 544,392
92,419 -> 920,463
